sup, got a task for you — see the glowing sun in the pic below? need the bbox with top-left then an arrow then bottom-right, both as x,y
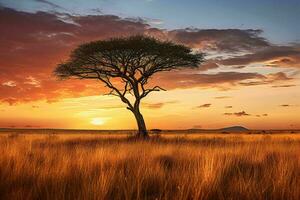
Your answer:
90,118 -> 105,126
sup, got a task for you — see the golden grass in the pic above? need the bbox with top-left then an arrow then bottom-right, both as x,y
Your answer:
0,132 -> 299,200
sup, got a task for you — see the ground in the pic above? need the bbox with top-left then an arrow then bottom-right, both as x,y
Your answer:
0,130 -> 299,200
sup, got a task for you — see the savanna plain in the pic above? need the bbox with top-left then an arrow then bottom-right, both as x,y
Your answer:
0,130 -> 299,200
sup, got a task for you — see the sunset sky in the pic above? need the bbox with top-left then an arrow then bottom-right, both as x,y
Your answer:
0,0 -> 299,130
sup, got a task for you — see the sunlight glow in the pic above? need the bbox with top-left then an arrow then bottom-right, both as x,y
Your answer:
90,118 -> 105,126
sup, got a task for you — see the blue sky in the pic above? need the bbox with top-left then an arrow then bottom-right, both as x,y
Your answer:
1,0 -> 300,44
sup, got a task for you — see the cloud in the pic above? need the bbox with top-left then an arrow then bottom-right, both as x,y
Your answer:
96,105 -> 124,110
142,101 -> 177,109
238,72 -> 292,86
2,81 -> 17,87
1,98 -> 18,106
225,106 -> 233,108
256,113 -> 269,117
279,104 -> 294,107
232,66 -> 246,69
198,62 -> 219,71
271,84 -> 297,88
196,103 -> 211,108
154,71 -> 269,90
224,111 -> 250,117
24,76 -> 41,87
143,17 -> 164,25
0,7 -> 297,105
34,0 -> 67,11
168,28 -> 270,52
219,46 -> 300,68
215,96 -> 232,99
0,7 -> 158,104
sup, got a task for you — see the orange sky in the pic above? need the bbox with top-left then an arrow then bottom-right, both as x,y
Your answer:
0,7 -> 300,130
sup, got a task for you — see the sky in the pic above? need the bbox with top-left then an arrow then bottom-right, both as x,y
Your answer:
0,0 -> 299,130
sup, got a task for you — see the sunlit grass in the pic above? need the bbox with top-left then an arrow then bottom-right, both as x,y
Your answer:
0,131 -> 299,199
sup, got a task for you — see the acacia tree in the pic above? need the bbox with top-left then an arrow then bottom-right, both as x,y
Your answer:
54,36 -> 203,137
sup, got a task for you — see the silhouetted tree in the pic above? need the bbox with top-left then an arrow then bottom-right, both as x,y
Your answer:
54,36 -> 204,138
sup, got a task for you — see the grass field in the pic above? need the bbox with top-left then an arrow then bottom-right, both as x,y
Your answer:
0,130 -> 299,200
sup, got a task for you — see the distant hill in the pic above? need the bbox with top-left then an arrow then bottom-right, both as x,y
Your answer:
219,126 -> 249,132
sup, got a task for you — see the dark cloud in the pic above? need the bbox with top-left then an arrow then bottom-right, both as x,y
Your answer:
225,106 -> 233,108
256,113 -> 269,117
224,111 -> 250,117
232,66 -> 246,69
154,71 -> 267,90
168,28 -> 270,52
272,84 -> 297,88
196,103 -> 211,108
219,46 -> 300,68
280,104 -> 292,107
238,72 -> 292,86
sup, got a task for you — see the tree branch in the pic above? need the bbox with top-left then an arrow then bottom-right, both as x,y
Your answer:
140,85 -> 166,99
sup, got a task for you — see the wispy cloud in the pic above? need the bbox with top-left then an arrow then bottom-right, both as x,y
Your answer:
224,111 -> 250,117
34,0 -> 67,11
219,46 -> 300,69
196,103 -> 212,108
2,81 -> 17,87
143,101 -> 178,109
272,84 -> 297,88
279,104 -> 296,107
168,28 -> 270,52
215,96 -> 232,99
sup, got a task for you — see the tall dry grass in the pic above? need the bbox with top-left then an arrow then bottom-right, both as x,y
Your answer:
0,132 -> 299,200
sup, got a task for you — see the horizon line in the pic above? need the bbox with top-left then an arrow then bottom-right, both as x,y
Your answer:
1,127 -> 299,131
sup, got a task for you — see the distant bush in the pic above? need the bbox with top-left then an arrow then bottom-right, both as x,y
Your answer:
150,129 -> 162,132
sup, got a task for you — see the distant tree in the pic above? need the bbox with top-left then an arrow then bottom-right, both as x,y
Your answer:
54,35 -> 204,138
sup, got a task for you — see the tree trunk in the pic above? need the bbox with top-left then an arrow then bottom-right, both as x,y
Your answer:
132,108 -> 148,138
